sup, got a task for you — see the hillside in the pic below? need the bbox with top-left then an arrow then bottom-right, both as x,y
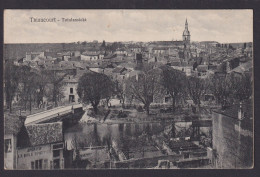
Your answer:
3,43 -> 101,59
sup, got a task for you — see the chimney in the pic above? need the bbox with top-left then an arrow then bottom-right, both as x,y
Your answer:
19,115 -> 27,126
238,102 -> 244,120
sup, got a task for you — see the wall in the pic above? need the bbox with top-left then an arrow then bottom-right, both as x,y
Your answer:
81,55 -> 98,61
212,112 -> 253,168
17,144 -> 64,169
62,82 -> 79,103
4,134 -> 17,169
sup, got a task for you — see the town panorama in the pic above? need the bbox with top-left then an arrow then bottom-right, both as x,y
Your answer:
4,17 -> 253,169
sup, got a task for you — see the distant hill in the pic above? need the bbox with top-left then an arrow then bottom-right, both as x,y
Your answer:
226,42 -> 253,48
3,43 -> 101,59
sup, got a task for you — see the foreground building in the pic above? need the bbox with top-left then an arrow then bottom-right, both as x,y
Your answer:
4,115 -> 65,170
211,101 -> 253,168
16,122 -> 64,169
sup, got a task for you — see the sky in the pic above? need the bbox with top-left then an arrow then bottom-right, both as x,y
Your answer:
4,10 -> 253,43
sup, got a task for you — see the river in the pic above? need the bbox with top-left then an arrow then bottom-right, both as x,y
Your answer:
64,120 -> 192,150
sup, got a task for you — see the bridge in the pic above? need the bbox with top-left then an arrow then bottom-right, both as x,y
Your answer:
25,104 -> 84,126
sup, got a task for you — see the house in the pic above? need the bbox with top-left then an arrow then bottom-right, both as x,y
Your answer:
62,69 -> 93,103
62,75 -> 80,103
112,67 -> 129,81
81,53 -> 99,61
196,65 -> 209,77
4,115 -> 25,169
25,52 -> 45,61
44,51 -> 58,59
16,122 -> 65,169
228,60 -> 252,74
152,47 -> 169,54
129,46 -> 142,53
81,51 -> 104,61
4,116 -> 65,170
115,48 -> 127,55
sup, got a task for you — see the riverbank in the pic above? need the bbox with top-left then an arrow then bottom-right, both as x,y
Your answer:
78,105 -> 213,125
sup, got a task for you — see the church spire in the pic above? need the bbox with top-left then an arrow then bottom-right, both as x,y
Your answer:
185,18 -> 188,30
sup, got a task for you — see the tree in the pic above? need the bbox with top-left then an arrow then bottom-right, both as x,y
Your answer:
101,40 -> 106,48
244,43 -> 247,49
16,66 -> 45,113
210,74 -> 232,108
126,63 -> 162,115
161,66 -> 186,112
26,72 -> 40,113
17,65 -> 32,111
34,70 -> 49,108
229,72 -> 252,102
187,76 -> 208,110
4,61 -> 20,113
44,70 -> 67,107
77,72 -> 114,114
114,80 -> 127,108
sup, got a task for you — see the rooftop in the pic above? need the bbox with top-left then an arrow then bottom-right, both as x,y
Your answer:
23,122 -> 63,147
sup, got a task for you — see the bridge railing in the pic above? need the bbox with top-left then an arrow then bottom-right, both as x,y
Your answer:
25,104 -> 83,125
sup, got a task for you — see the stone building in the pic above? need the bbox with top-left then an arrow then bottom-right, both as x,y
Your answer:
211,101 -> 253,168
16,122 -> 65,169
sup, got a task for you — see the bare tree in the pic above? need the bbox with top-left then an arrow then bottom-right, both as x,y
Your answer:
114,80 -> 127,108
17,65 -> 32,111
229,72 -> 252,103
161,66 -> 186,112
4,61 -> 20,113
187,76 -> 208,111
210,74 -> 231,108
44,70 -> 67,107
126,63 -> 162,115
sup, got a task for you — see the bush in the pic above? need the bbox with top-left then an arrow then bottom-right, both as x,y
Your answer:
117,110 -> 128,118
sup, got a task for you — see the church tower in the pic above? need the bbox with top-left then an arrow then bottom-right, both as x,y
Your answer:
182,18 -> 192,61
182,18 -> 191,46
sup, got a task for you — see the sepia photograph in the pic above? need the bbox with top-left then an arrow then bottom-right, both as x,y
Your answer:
3,10 -> 253,170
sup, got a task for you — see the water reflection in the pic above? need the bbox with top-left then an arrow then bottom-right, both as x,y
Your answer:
64,122 -> 168,150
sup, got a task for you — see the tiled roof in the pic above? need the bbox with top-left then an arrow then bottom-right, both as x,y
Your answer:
112,67 -> 127,73
25,122 -> 63,146
228,60 -> 253,74
103,55 -> 115,59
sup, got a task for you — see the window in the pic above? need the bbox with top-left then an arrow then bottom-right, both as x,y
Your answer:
53,159 -> 60,169
70,88 -> 73,94
4,139 -> 12,153
43,159 -> 48,169
184,153 -> 190,159
53,150 -> 60,158
31,161 -> 35,169
39,159 -> 43,169
52,143 -> 64,150
165,97 -> 170,103
50,161 -> 53,169
31,160 -> 43,169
